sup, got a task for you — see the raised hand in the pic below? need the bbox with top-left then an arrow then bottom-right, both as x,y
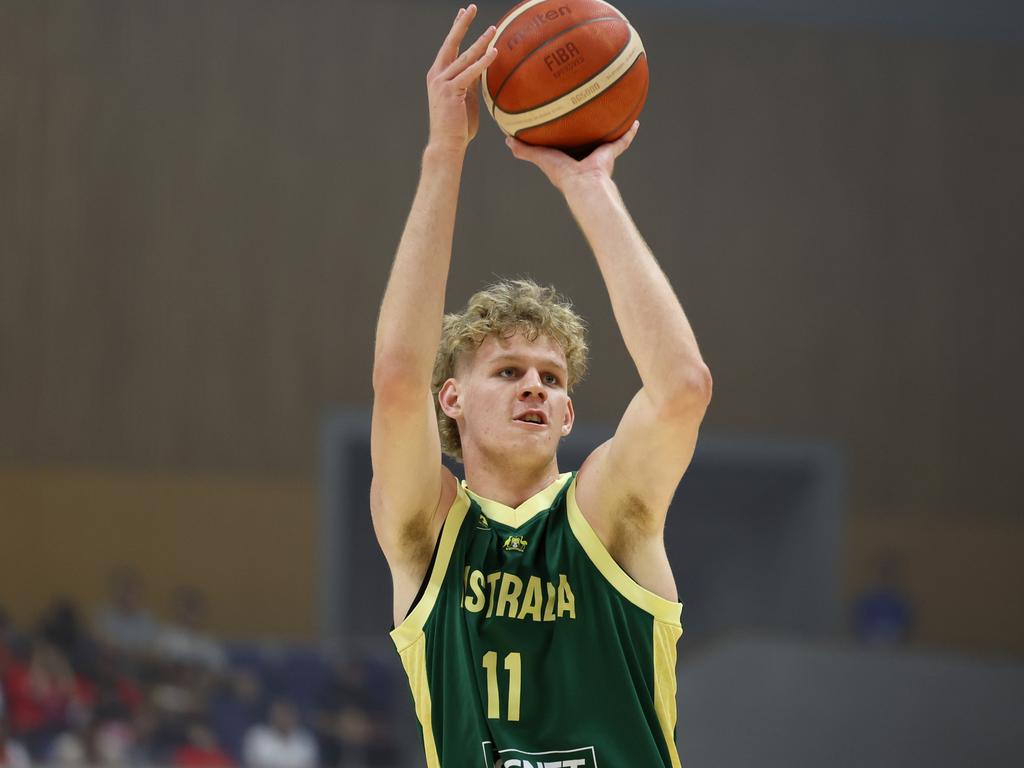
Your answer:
505,120 -> 641,192
426,5 -> 498,152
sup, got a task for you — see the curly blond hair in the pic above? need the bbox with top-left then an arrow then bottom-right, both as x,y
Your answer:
432,278 -> 589,462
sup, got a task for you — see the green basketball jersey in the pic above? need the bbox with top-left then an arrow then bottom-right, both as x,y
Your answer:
390,472 -> 684,768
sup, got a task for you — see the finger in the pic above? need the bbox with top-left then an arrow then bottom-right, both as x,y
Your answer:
444,25 -> 497,81
450,43 -> 498,89
609,120 -> 640,157
431,4 -> 478,73
505,136 -> 566,166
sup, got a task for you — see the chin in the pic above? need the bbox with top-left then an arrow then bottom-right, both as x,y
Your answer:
483,436 -> 556,467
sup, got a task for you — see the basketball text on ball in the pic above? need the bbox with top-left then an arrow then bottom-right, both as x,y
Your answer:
544,43 -> 581,72
569,81 -> 601,106
506,6 -> 572,50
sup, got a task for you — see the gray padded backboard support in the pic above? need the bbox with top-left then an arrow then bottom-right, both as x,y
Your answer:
678,636 -> 1024,767
319,410 -> 845,652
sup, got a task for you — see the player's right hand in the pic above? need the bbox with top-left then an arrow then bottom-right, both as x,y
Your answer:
426,5 -> 498,152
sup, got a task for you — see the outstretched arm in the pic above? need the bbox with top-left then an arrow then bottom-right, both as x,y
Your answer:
506,126 -> 711,597
372,6 -> 496,583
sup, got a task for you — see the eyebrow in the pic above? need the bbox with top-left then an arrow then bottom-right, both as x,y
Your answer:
489,354 -> 567,375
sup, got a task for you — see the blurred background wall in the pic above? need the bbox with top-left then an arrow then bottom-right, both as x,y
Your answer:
3,2 -> 1024,766
2,0 -> 1022,651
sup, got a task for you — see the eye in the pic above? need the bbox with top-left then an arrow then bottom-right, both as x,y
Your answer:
498,368 -> 516,378
543,373 -> 559,385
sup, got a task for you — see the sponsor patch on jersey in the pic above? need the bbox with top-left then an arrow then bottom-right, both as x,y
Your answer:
503,535 -> 529,553
482,742 -> 598,768
476,514 -> 490,530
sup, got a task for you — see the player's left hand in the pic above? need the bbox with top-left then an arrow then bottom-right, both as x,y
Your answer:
504,120 -> 640,192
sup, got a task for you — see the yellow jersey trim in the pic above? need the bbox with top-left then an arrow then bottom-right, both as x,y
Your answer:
396,633 -> 441,768
653,620 -> 684,768
462,472 -> 573,529
566,477 -> 683,626
389,484 -> 471,652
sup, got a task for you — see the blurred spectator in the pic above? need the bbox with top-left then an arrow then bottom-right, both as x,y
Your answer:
94,567 -> 160,658
2,641 -> 94,758
2,593 -> 392,768
46,716 -> 103,766
171,720 -> 234,767
92,715 -> 136,765
125,703 -> 163,765
314,657 -> 398,767
149,662 -> 215,760
0,718 -> 31,768
90,648 -> 143,723
47,729 -> 88,766
243,699 -> 317,768
154,587 -> 225,671
208,667 -> 266,763
37,599 -> 95,679
853,551 -> 914,646
0,608 -> 19,683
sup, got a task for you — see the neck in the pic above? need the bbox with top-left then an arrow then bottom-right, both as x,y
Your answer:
462,451 -> 561,508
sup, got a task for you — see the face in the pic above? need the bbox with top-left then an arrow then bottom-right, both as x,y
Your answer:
439,332 -> 574,469
270,701 -> 297,732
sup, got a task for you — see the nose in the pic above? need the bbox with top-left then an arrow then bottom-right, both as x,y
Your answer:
518,369 -> 547,402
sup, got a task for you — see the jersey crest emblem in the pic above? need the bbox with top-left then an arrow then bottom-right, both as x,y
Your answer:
503,535 -> 529,553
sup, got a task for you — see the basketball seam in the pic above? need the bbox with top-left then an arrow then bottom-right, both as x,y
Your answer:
515,51 -> 645,143
592,54 -> 648,143
495,31 -> 638,135
493,24 -> 630,122
490,16 -> 624,116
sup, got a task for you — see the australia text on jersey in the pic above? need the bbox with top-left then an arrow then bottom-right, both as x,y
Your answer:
463,567 -> 576,621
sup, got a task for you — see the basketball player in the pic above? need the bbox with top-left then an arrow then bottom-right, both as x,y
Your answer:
371,5 -> 711,767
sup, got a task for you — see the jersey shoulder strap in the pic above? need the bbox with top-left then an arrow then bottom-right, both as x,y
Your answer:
390,482 -> 471,651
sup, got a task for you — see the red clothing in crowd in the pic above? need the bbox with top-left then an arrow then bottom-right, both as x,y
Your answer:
172,745 -> 235,767
1,662 -> 95,733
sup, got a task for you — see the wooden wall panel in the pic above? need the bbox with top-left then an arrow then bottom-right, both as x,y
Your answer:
0,468 -> 316,639
0,2 -> 1021,516
845,511 -> 1024,654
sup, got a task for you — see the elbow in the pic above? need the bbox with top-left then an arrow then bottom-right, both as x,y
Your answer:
663,362 -> 713,414
372,354 -> 426,398
691,363 -> 713,405
371,359 -> 400,395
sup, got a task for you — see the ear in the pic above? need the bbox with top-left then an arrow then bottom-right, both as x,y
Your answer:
561,397 -> 575,437
438,378 -> 463,419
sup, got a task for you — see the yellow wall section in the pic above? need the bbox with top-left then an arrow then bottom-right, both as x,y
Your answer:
0,467 -> 316,639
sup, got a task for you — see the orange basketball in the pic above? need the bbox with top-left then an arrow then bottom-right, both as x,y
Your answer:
482,0 -> 648,157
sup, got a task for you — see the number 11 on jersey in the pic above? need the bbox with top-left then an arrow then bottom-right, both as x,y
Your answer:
482,651 -> 521,721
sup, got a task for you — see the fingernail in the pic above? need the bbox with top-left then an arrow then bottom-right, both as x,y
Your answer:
456,8 -> 464,18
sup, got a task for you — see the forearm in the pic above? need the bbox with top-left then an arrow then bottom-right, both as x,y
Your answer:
564,175 -> 710,405
374,145 -> 465,388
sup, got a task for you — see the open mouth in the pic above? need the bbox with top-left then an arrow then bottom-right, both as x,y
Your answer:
514,419 -> 546,428
513,412 -> 547,427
